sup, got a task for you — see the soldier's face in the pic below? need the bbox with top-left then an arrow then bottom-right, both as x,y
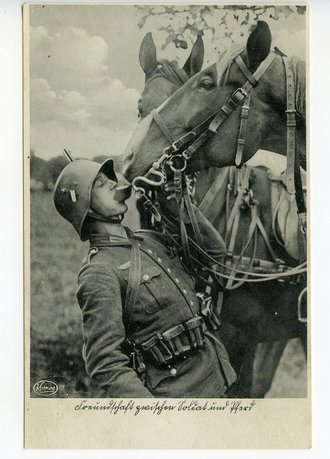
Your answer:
91,172 -> 128,217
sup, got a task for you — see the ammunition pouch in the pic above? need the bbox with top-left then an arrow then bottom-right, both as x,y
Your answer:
128,316 -> 206,368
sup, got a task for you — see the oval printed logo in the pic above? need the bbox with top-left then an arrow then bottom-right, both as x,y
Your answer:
33,380 -> 58,397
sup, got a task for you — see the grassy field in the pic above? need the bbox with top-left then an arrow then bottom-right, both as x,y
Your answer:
30,191 -> 307,398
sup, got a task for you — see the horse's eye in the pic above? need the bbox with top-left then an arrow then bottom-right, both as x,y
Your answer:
137,107 -> 144,121
199,78 -> 216,91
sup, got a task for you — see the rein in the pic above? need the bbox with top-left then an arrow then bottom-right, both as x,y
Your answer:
132,49 -> 307,285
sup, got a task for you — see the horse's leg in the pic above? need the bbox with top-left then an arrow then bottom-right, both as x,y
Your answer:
251,340 -> 287,398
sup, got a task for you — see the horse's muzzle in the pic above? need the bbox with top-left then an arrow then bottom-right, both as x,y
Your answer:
114,183 -> 132,203
122,113 -> 154,180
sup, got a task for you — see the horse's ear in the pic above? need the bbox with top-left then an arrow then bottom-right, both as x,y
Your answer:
139,32 -> 158,79
246,21 -> 272,72
183,34 -> 204,77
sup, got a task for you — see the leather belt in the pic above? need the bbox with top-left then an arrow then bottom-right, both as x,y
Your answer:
139,316 -> 205,366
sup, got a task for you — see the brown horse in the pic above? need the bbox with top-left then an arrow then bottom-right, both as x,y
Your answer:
124,21 -> 306,177
127,23 -> 307,397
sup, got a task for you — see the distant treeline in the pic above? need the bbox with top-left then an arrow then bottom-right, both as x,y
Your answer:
30,150 -> 123,191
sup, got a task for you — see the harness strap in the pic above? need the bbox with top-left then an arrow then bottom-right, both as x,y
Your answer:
151,109 -> 176,143
208,52 -> 276,134
153,206 -> 307,281
282,56 -> 296,195
183,179 -> 205,250
234,55 -> 258,86
226,166 -> 251,234
226,204 -> 258,290
124,238 -> 142,333
227,207 -> 241,256
282,57 -> 307,233
255,216 -> 281,263
198,168 -> 229,216
235,92 -> 252,166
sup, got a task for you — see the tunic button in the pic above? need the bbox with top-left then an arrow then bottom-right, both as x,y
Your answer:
167,268 -> 171,273
142,274 -> 150,281
190,300 -> 194,306
147,249 -> 153,254
157,257 -> 162,263
170,368 -> 177,377
183,289 -> 187,294
175,278 -> 180,283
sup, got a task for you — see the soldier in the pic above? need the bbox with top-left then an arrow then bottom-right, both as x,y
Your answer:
54,158 -> 236,397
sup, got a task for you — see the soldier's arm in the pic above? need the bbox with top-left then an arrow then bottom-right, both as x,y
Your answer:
77,262 -> 153,398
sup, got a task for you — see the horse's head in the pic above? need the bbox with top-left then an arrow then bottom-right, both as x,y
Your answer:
137,32 -> 204,120
123,21 -> 306,182
123,33 -> 204,179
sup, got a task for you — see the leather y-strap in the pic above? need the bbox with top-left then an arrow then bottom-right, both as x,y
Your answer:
208,52 -> 276,134
124,237 -> 142,333
198,168 -> 230,216
235,92 -> 252,166
89,231 -> 142,332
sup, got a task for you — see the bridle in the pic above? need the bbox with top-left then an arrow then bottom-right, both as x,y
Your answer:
131,49 -> 307,286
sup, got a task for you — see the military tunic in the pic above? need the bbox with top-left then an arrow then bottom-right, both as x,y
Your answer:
77,211 -> 236,398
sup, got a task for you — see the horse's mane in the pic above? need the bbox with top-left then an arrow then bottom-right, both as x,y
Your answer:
290,56 -> 306,120
149,59 -> 189,87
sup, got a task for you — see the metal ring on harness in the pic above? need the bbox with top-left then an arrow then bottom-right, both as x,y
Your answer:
168,154 -> 187,173
152,149 -> 172,171
297,287 -> 307,323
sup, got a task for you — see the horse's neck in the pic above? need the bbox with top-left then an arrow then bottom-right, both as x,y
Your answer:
260,123 -> 306,168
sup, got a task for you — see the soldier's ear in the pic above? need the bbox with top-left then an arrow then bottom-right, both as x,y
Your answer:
183,34 -> 204,77
246,21 -> 272,73
139,32 -> 158,80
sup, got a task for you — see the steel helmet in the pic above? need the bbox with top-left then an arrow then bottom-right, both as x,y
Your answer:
54,158 -> 121,240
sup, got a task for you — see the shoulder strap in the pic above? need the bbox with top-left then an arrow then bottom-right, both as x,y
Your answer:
124,238 -> 141,332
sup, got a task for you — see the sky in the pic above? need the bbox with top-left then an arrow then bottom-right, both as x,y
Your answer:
28,4 -> 306,160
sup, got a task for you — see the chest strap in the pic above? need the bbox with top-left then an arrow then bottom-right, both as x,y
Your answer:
88,232 -> 142,329
124,238 -> 142,327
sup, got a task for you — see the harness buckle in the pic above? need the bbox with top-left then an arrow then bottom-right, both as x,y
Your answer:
286,109 -> 297,127
241,105 -> 250,118
171,131 -> 196,152
231,87 -> 248,105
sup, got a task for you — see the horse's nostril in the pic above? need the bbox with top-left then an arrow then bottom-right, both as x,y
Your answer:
126,152 -> 133,162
